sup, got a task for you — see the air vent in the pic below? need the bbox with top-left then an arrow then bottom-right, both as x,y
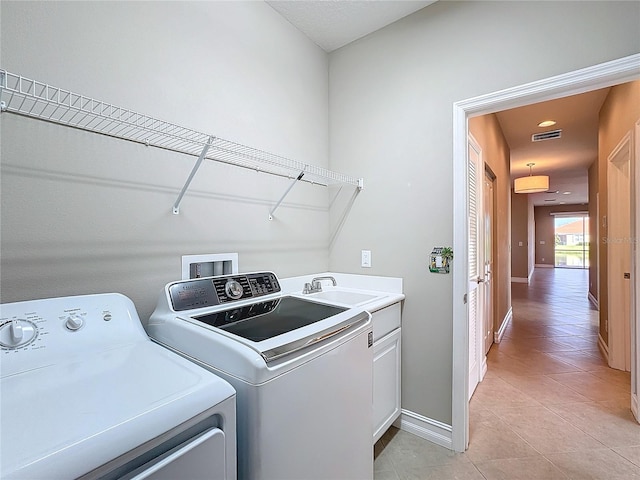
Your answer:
544,199 -> 557,202
532,129 -> 562,142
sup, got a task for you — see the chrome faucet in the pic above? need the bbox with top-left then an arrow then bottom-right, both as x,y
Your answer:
303,276 -> 337,294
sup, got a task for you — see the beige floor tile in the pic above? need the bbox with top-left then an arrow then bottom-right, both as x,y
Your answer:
496,406 -> 606,453
545,448 -> 640,479
381,430 -> 465,470
474,456 -> 569,479
467,412 -> 540,463
547,371 -> 630,401
548,401 -> 640,448
396,461 -> 486,480
614,446 -> 640,468
470,377 -> 541,411
514,351 -> 584,375
374,469 -> 401,480
587,365 -> 633,389
500,375 -> 591,404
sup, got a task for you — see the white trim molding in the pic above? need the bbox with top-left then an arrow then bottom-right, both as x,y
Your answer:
535,264 -> 555,268
495,307 -> 512,344
511,277 -> 529,283
452,53 -> 640,453
598,333 -> 609,363
395,409 -> 452,450
588,292 -> 599,310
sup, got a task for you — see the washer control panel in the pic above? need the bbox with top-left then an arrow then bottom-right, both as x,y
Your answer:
0,293 -> 147,377
168,271 -> 281,312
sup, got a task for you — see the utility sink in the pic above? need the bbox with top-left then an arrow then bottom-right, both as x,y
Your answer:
307,290 -> 380,306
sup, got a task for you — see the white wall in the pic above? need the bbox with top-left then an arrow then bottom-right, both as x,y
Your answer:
0,1 -> 331,318
328,1 -> 640,425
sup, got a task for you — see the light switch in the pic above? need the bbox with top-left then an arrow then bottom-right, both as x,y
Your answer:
540,240 -> 545,245
518,241 -> 523,247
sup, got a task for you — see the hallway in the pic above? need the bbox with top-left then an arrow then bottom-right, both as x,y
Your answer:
374,268 -> 640,479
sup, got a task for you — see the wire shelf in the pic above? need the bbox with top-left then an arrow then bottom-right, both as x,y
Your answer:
0,70 -> 363,190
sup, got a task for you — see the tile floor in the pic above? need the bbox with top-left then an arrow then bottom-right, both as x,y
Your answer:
374,268 -> 640,479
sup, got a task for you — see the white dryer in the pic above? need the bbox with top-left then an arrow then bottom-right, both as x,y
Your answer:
0,293 -> 236,479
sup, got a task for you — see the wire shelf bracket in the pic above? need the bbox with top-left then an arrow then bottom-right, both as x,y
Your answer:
269,169 -> 306,220
173,135 -> 214,214
0,69 -> 364,216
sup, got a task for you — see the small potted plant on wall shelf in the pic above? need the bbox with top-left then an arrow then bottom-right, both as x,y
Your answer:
441,247 -> 453,273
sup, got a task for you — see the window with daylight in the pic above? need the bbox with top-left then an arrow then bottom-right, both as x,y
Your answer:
554,215 -> 590,269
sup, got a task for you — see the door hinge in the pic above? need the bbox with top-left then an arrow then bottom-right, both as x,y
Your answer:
624,272 -> 631,279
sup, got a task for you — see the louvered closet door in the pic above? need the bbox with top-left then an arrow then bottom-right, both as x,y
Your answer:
468,135 -> 483,400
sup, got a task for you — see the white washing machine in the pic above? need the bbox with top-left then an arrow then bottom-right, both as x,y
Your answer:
146,272 -> 374,480
0,293 -> 237,480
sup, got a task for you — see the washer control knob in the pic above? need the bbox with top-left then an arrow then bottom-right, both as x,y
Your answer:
0,319 -> 38,349
225,280 -> 244,300
65,315 -> 84,331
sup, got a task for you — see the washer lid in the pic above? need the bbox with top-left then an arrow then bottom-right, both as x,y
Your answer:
1,341 -> 235,480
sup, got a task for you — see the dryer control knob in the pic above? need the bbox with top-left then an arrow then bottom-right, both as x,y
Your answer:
225,280 -> 244,300
0,319 -> 38,349
65,315 -> 84,331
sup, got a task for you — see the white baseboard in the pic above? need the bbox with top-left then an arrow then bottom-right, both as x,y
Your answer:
395,409 -> 452,450
588,292 -> 599,310
494,307 -> 512,344
598,333 -> 609,363
511,277 -> 528,283
481,355 -> 488,380
535,264 -> 554,268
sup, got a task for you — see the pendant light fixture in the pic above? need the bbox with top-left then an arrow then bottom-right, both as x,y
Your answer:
514,163 -> 549,194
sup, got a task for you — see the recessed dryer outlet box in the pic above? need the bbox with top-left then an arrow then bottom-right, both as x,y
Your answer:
182,253 -> 239,280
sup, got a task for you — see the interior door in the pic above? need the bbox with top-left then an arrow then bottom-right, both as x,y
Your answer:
468,135 -> 484,399
608,132 -> 632,372
483,171 -> 495,356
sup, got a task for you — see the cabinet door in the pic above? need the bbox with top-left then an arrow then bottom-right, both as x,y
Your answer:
373,328 -> 401,443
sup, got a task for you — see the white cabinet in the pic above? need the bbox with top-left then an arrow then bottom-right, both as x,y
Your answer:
372,302 -> 401,443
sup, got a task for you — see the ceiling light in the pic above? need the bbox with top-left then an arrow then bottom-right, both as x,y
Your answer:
562,191 -> 571,195
538,120 -> 556,127
514,163 -> 549,194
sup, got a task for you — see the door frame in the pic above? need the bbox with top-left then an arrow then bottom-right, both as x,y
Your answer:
634,118 -> 640,421
607,131 -> 633,371
451,53 -> 640,452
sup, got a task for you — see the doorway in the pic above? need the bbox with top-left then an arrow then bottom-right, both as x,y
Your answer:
554,215 -> 590,269
483,169 -> 495,358
452,54 -> 640,452
608,132 -> 633,372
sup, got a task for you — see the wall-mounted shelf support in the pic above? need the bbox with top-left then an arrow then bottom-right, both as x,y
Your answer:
0,69 -> 365,217
269,169 -> 306,220
173,135 -> 214,214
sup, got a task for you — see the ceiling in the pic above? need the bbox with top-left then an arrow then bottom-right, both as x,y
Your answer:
496,88 -> 610,207
266,1 -> 611,209
267,0 -> 436,52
